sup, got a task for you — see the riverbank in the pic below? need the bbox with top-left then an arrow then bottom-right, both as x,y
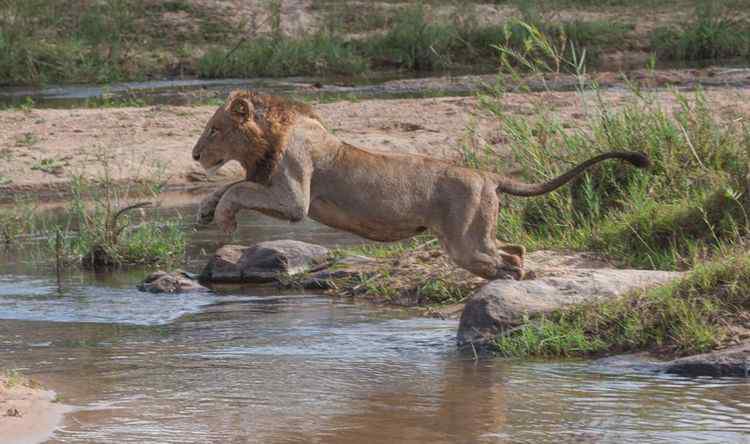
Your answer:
1,0 -> 748,86
0,371 -> 68,444
2,77 -> 750,201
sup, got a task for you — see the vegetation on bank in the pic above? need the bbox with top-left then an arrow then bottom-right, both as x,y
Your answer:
495,251 -> 750,358
1,0 -> 748,86
0,153 -> 186,268
327,238 -> 481,306
455,22 -> 750,357
464,34 -> 749,271
650,1 -> 750,62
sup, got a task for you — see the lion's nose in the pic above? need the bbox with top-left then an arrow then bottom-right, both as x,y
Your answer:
192,152 -> 200,161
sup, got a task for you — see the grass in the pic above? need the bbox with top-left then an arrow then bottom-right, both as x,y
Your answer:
495,250 -> 750,358
0,150 -> 187,268
199,5 -> 633,79
0,0 -> 235,86
462,28 -> 749,270
2,369 -> 25,388
650,2 -> 750,61
1,369 -> 39,390
198,34 -> 369,78
2,1 -> 747,85
31,158 -> 68,175
459,22 -> 750,358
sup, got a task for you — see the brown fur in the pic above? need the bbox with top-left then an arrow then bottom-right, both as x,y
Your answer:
193,90 -> 320,185
193,90 -> 649,280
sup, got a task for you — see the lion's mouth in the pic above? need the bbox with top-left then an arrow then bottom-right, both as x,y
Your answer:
205,159 -> 227,177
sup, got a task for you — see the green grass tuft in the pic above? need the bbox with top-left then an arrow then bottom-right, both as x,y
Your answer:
495,252 -> 750,358
651,2 -> 750,61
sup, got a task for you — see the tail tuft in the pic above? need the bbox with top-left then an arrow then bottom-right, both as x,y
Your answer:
626,151 -> 651,168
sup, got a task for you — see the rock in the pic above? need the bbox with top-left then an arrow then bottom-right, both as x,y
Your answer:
664,343 -> 750,377
201,240 -> 330,283
137,270 -> 208,294
457,257 -> 682,347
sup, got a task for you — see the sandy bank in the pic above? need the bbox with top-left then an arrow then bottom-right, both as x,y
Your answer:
0,374 -> 69,444
1,86 -> 749,202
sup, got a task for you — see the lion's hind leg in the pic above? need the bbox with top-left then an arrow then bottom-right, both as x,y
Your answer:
436,183 -> 524,280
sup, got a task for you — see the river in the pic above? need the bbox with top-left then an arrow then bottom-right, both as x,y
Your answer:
1,209 -> 749,443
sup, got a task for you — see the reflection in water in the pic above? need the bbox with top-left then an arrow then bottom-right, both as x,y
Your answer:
0,213 -> 749,443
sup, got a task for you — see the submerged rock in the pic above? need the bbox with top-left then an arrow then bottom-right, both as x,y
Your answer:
664,343 -> 750,377
201,240 -> 330,283
138,270 -> 208,293
457,256 -> 682,347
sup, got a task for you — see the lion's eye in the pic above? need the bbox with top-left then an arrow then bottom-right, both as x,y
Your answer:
209,127 -> 219,137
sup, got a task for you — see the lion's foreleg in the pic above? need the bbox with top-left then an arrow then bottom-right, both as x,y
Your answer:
196,181 -> 245,227
213,180 -> 309,234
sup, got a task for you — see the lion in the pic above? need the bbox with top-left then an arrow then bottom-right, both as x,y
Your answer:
192,90 -> 649,280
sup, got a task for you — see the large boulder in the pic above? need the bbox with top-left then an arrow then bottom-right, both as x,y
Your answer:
457,252 -> 682,347
138,270 -> 208,293
201,240 -> 330,283
664,343 -> 750,377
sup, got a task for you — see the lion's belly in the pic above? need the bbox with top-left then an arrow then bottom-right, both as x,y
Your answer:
309,198 -> 427,242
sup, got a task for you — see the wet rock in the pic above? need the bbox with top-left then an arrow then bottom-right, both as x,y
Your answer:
201,240 -> 330,283
457,265 -> 682,347
138,270 -> 208,293
664,343 -> 750,377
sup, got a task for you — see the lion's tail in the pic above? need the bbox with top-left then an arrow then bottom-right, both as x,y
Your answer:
494,151 -> 650,197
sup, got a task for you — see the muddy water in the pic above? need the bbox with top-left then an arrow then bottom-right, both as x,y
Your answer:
0,72 -> 464,108
1,213 -> 750,443
3,63 -> 750,109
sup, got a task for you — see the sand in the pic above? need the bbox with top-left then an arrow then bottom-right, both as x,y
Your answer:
0,375 -> 69,444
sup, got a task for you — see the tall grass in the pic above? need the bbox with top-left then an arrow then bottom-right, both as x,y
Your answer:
0,0 -> 142,85
198,4 -> 632,79
199,34 -> 368,78
0,0 -> 234,85
650,1 -> 750,61
465,21 -> 750,357
0,149 -> 186,268
461,21 -> 749,271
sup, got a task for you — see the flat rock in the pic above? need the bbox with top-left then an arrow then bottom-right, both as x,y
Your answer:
457,252 -> 682,347
664,343 -> 750,377
138,270 -> 208,293
201,240 -> 330,283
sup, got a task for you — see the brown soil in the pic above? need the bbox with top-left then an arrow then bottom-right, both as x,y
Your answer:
0,373 -> 68,444
2,84 -> 749,202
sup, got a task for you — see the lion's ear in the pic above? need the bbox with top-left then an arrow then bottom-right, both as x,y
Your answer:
228,97 -> 253,125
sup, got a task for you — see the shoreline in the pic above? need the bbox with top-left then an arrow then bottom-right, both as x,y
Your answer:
0,374 -> 69,444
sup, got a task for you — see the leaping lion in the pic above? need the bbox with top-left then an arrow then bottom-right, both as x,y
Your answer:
192,91 -> 649,280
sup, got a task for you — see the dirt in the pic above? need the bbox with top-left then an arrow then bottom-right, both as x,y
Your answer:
1,81 -> 749,202
0,374 -> 68,444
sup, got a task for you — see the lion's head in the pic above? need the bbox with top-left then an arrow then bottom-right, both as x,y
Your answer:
192,90 -> 319,184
